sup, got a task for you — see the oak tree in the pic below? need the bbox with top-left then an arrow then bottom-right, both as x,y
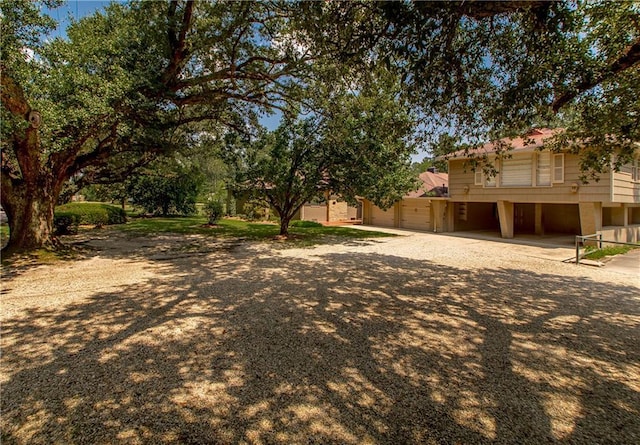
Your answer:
1,0 -> 309,252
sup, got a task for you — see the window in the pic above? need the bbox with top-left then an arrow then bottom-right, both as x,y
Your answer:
552,154 -> 564,183
475,159 -> 497,187
474,171 -> 482,186
501,155 -> 532,186
633,160 -> 640,182
536,152 -> 551,186
483,157 -> 498,187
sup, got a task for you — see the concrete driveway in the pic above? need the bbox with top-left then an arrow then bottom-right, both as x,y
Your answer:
604,248 -> 640,276
351,225 -> 639,279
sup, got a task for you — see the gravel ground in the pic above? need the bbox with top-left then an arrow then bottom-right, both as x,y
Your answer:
1,229 -> 639,444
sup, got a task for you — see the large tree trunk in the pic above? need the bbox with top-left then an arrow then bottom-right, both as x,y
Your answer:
0,126 -> 66,254
2,184 -> 57,253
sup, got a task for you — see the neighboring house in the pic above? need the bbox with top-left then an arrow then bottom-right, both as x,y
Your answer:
232,189 -> 361,224
361,168 -> 450,232
446,128 -> 640,242
296,193 -> 361,225
361,129 -> 640,243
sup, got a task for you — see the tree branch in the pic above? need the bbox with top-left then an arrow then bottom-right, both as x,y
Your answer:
163,0 -> 195,85
0,63 -> 31,118
552,38 -> 640,112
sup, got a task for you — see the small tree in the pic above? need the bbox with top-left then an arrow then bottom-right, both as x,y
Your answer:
225,79 -> 418,236
203,200 -> 224,225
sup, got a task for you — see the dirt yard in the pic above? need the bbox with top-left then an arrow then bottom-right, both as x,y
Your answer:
1,229 -> 639,444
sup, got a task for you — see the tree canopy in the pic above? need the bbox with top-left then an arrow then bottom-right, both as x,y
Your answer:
1,0 -> 315,252
295,0 -> 639,168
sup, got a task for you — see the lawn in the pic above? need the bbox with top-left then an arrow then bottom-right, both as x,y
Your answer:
1,216 -> 392,258
583,243 -> 639,260
116,216 -> 393,245
0,224 -> 8,246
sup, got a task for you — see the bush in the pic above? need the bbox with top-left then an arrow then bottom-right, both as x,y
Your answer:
127,170 -> 201,216
54,202 -> 127,234
203,200 -> 224,225
240,198 -> 271,221
53,213 -> 82,235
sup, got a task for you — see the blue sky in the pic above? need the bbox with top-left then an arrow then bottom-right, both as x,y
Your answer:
45,0 -> 114,37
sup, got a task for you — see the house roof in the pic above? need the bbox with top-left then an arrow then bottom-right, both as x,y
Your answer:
405,170 -> 449,198
448,128 -> 564,160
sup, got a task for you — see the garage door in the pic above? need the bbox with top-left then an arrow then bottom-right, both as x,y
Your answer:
400,199 -> 431,231
370,204 -> 396,227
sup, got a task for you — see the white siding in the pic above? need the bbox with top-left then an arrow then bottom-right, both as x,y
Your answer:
448,154 -> 612,204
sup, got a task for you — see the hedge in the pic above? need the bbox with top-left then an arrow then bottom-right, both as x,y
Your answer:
54,202 -> 127,234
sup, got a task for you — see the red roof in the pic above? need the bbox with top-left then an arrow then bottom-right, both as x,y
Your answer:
449,128 -> 564,160
405,170 -> 449,198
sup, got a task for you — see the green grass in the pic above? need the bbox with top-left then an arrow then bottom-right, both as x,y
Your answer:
116,216 -> 393,245
1,223 -> 9,247
583,244 -> 639,260
55,202 -> 127,225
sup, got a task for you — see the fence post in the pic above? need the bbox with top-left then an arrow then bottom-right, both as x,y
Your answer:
598,233 -> 602,249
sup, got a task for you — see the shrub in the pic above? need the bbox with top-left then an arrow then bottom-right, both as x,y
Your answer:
53,213 -> 82,235
203,200 -> 224,225
54,202 -> 127,234
240,198 -> 271,221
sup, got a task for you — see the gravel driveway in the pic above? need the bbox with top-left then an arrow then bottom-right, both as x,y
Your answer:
1,229 -> 639,444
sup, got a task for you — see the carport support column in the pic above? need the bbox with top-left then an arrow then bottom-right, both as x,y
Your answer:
535,203 -> 544,235
579,201 -> 602,236
497,200 -> 514,238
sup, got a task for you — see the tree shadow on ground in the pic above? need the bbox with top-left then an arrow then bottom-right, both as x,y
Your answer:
1,249 -> 638,444
0,228 -> 392,281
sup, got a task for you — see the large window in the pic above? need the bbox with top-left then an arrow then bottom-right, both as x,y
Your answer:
473,151 -> 565,188
501,154 -> 532,187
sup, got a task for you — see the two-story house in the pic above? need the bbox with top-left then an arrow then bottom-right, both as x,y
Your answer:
446,128 -> 640,242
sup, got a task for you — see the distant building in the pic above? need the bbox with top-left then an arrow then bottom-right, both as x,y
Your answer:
361,169 -> 449,232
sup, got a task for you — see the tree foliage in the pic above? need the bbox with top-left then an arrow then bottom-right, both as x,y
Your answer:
126,159 -> 202,217
0,0 -> 314,252
295,0 -> 640,172
225,78 -> 417,236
